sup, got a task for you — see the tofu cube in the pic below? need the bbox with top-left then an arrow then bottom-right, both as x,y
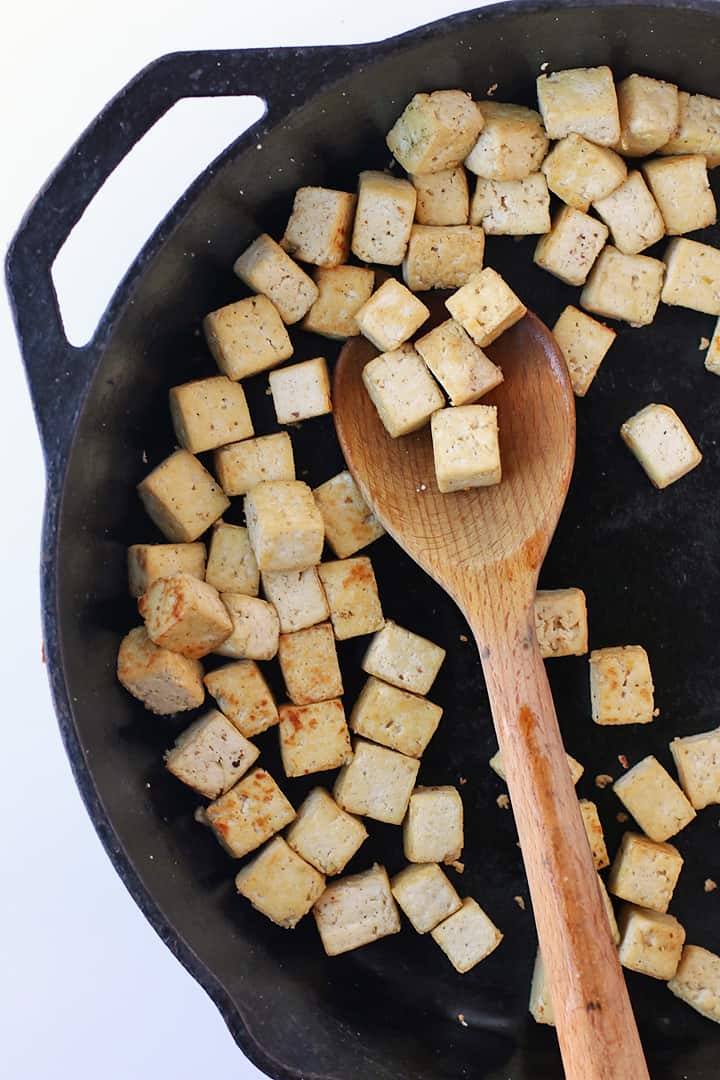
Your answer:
598,874 -> 621,945
668,945 -> 720,1024
659,92 -> 720,167
670,726 -> 720,810
355,278 -> 430,353
280,186 -> 355,268
203,295 -> 293,381
541,133 -> 626,212
469,174 -> 551,235
415,319 -> 503,406
534,587 -> 588,658
302,266 -> 375,340
128,542 -> 206,598
618,904 -> 686,980
431,897 -> 503,973
278,622 -> 343,705
139,572 -> 232,659
279,699 -> 352,777
490,747 -> 584,786
216,594 -> 279,661
536,66 -> 620,146
533,207 -> 608,286
244,480 -> 324,573
579,798 -> 609,870
204,660 -> 279,737
411,167 -> 470,226
617,75 -> 680,157
589,645 -> 654,725
391,863 -> 462,934
580,246 -> 665,327
350,676 -> 443,758
386,90 -> 484,174
334,739 -> 420,825
261,566 -> 329,633
662,238 -> 720,315
552,306 -> 616,397
620,404 -> 702,489
317,557 -> 384,641
268,357 -> 331,425
431,404 -> 501,493
592,171 -> 665,256
204,767 -> 296,858
402,225 -> 485,292
529,952 -> 555,1026
233,234 -> 318,324
362,344 -> 444,439
214,432 -> 295,497
138,449 -> 229,543
465,102 -> 549,180
613,756 -> 697,842
205,523 -> 259,596
169,375 -> 253,454
403,786 -> 463,864
235,836 -> 325,929
313,470 -> 385,559
313,864 -> 401,956
608,832 -> 683,913
117,626 -> 204,714
285,787 -> 368,875
165,709 -> 259,799
445,267 -> 527,346
706,318 -> 720,376
351,171 -> 417,265
362,620 -> 446,695
642,155 -> 716,236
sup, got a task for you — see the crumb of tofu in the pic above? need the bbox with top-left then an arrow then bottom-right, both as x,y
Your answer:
459,776 -> 468,785
458,1013 -> 468,1027
617,812 -> 630,823
459,634 -> 468,642
450,860 -> 465,874
595,774 -> 614,789
618,754 -> 629,769
514,895 -> 526,910
705,879 -> 718,893
497,793 -> 510,810
700,337 -> 710,350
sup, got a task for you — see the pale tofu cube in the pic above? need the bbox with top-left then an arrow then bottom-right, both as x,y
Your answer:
362,620 -> 445,695
217,594 -> 279,661
490,747 -> 583,786
529,952 -> 555,1026
355,278 -> 430,352
205,767 -> 296,858
618,904 -> 685,980
313,864 -> 401,956
579,798 -> 609,870
279,699 -> 352,777
350,676 -> 443,758
204,660 -> 279,737
214,432 -> 295,497
169,375 -> 253,454
668,945 -> 720,1023
313,470 -> 385,559
608,832 -> 683,914
592,172 -> 665,256
402,225 -> 485,292
415,319 -> 503,406
128,542 -> 206,598
445,267 -> 527,346
235,836 -> 325,929
533,207 -> 608,286
403,786 -> 463,864
244,480 -> 325,573
599,873 -> 621,945
351,171 -> 417,266
662,238 -> 720,315
536,66 -> 620,146
431,897 -> 503,973
280,186 -> 355,267
659,92 -> 720,167
203,295 -> 293,381
317,558 -> 384,641
138,449 -> 229,543
431,404 -> 501,493
620,404 -> 702,489
613,756 -> 697,842
363,344 -> 444,438
706,319 -> 720,375
117,626 -> 204,715
334,739 -> 420,825
233,234 -> 318,324
165,709 -> 259,799
386,91 -> 484,174
670,727 -> 720,810
469,174 -> 550,235
465,102 -> 549,180
278,622 -> 343,705
552,305 -> 616,397
411,167 -> 470,226
261,567 -> 329,633
139,572 -> 232,659
580,246 -> 665,327
589,645 -> 654,725
285,787 -> 368,875
205,523 -> 259,596
534,587 -> 588,658
268,357 -> 332,425
617,75 -> 680,157
541,133 -> 626,211
642,156 -> 716,236
391,864 -> 462,934
302,266 -> 375,340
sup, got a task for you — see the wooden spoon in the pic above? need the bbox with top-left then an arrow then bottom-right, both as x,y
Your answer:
333,296 -> 649,1080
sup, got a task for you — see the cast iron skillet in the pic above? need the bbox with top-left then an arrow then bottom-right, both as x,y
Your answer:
7,2 -> 720,1077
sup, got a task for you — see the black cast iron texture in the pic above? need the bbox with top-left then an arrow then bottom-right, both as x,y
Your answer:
6,2 -> 720,1077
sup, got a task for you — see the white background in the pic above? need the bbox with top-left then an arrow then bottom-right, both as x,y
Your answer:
0,1 -> 491,1077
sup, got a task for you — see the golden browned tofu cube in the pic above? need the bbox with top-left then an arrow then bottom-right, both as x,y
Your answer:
621,404 -> 702,489
139,572 -> 232,659
285,787 -> 368,875
446,267 -> 526,346
281,186 -> 355,267
592,171 -> 665,256
203,660 -> 278,737
165,709 -> 259,799
465,102 -> 549,180
613,756 -> 696,842
217,594 -> 279,661
668,945 -> 720,1023
431,897 -> 503,973
233,234 -> 319,324
659,91 -> 720,167
362,344 -> 444,438
609,832 -> 683,913
302,266 -> 375,340
534,207 -> 608,286
551,306 -> 616,397
415,319 -> 503,406
403,786 -> 463,864
261,566 -> 329,633
534,587 -> 588,658
313,470 -> 385,559
169,375 -> 253,454
351,171 -> 417,265
589,645 -> 654,725
214,432 -> 295,498
362,620 -> 445,695
203,295 -> 293,381
386,90 -> 484,174
269,357 -> 332,424
541,133 -> 626,211
616,75 -> 680,157
278,622 -> 343,705
537,66 -> 620,146
138,449 -> 229,543
411,167 -> 470,226
205,523 -> 259,596
317,557 -> 384,641
128,542 -> 206,598
235,836 -> 325,929
204,767 -> 295,858
313,864 -> 401,956
579,798 -> 609,870
670,726 -> 720,810
402,225 -> 485,292
431,404 -> 501,493
279,699 -> 352,777
470,174 -> 550,235
580,247 -> 665,327
391,863 -> 462,934
618,904 -> 685,980
356,278 -> 430,353
245,480 -> 325,573
350,676 -> 442,758
334,739 -> 420,825
662,237 -> 720,315
117,626 -> 204,714
642,155 -> 716,236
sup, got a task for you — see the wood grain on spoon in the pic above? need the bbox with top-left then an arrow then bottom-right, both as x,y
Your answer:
333,295 -> 649,1080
